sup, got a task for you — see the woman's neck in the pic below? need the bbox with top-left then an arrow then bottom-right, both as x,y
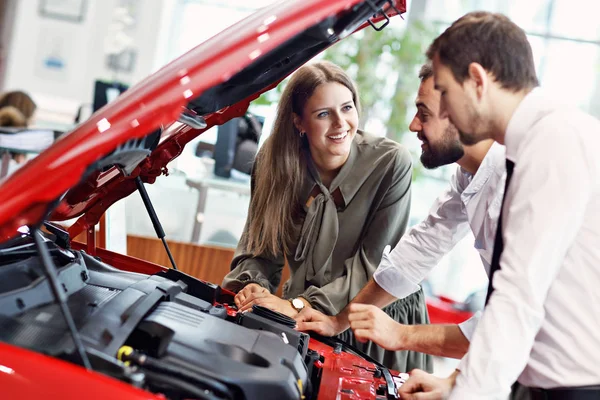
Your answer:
318,169 -> 338,188
313,154 -> 348,188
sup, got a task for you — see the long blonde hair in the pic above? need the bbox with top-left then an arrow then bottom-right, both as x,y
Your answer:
246,61 -> 361,257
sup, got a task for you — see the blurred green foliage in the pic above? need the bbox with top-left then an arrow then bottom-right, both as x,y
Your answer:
253,18 -> 437,180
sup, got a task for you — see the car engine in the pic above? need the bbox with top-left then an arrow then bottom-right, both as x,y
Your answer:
0,232 -> 318,400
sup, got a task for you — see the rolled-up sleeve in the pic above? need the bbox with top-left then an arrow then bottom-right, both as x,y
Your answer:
457,311 -> 481,341
374,166 -> 471,300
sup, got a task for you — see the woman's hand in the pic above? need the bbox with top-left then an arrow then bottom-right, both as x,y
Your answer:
294,308 -> 345,336
234,283 -> 269,308
238,290 -> 298,317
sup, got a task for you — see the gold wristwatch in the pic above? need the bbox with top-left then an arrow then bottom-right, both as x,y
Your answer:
289,297 -> 305,312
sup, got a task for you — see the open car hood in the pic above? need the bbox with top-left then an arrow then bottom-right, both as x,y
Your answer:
0,0 -> 405,239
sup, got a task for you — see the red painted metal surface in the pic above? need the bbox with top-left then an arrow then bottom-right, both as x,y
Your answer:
309,338 -> 405,399
426,297 -> 474,325
0,343 -> 159,400
0,1 -> 408,398
0,0 -> 405,240
6,241 -> 404,400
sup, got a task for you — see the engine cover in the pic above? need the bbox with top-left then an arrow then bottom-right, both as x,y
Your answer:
137,301 -> 307,400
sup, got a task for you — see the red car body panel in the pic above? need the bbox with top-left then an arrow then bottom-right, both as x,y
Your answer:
0,342 -> 159,400
309,339 -> 406,399
0,0 -> 404,240
0,1 -> 412,398
427,296 -> 474,325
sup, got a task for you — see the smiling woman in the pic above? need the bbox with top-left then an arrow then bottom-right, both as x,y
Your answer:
222,61 -> 432,373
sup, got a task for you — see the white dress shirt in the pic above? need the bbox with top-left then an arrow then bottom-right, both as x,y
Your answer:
451,88 -> 600,399
373,142 -> 505,339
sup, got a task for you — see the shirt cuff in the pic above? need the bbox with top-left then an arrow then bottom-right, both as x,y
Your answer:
457,311 -> 481,342
448,372 -> 510,400
448,386 -> 505,400
373,247 -> 420,299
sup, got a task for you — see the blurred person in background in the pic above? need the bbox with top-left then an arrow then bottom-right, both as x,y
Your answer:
0,90 -> 37,164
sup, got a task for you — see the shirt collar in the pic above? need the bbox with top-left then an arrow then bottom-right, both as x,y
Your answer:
461,141 -> 506,195
505,87 -> 558,163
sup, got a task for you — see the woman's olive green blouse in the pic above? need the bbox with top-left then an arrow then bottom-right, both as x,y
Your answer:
222,132 -> 412,315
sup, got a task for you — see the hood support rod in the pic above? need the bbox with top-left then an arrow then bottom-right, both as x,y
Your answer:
135,176 -> 178,270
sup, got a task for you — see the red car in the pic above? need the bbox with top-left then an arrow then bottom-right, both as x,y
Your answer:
0,1 -> 409,399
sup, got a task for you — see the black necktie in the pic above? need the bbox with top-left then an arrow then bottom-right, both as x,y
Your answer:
485,159 -> 515,304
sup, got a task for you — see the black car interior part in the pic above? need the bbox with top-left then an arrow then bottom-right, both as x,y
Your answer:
32,228 -> 92,370
43,222 -> 71,249
134,176 -> 178,270
250,304 -> 296,328
93,128 -> 162,176
1,233 -> 309,399
118,346 -> 234,400
156,268 -> 224,304
186,0 -> 392,117
0,2 -> 405,398
237,305 -> 309,358
366,0 -> 403,31
303,350 -> 324,400
142,369 -> 221,400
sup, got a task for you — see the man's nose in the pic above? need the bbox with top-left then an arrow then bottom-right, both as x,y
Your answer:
409,114 -> 421,132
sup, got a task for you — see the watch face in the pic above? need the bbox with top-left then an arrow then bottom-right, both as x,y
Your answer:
292,298 -> 304,310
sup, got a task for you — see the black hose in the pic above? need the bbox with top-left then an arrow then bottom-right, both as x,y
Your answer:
122,351 -> 233,400
143,370 -> 220,400
33,229 -> 92,370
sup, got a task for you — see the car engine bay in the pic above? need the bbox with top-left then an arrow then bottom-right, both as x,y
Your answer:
0,228 -> 404,400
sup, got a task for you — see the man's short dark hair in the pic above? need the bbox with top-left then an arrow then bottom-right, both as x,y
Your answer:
418,63 -> 433,82
426,11 -> 539,91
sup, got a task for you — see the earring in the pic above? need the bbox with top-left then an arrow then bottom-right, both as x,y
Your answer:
299,131 -> 305,137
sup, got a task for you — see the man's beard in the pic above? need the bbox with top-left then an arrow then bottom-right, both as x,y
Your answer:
458,130 -> 480,145
420,125 -> 464,169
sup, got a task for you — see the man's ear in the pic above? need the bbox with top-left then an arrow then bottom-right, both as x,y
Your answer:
292,113 -> 304,133
467,62 -> 488,100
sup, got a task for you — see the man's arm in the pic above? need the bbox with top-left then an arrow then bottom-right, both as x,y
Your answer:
347,303 -> 470,359
295,278 -> 396,335
297,280 -> 471,359
296,166 -> 472,340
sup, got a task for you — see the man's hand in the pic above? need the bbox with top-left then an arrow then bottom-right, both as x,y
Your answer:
347,304 -> 406,350
234,283 -> 268,309
295,308 -> 345,336
398,369 -> 457,400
